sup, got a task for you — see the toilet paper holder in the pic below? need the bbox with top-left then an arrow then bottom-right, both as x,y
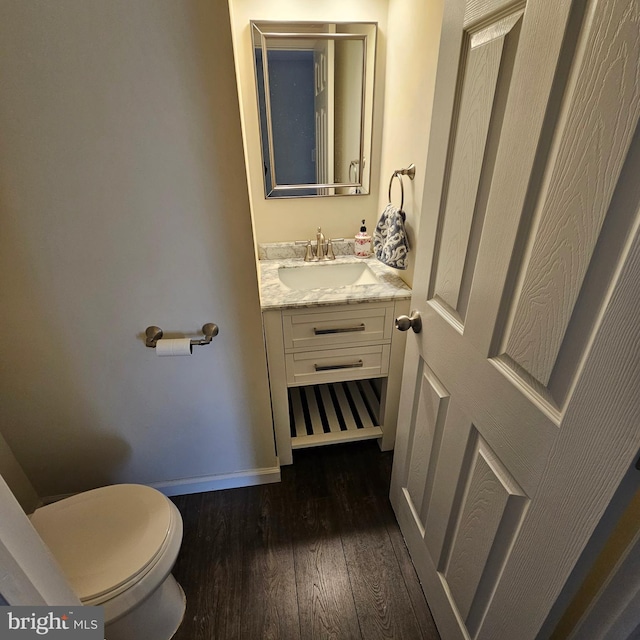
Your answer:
145,323 -> 219,348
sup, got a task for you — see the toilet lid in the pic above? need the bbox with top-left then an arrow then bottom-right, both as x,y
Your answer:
30,484 -> 173,602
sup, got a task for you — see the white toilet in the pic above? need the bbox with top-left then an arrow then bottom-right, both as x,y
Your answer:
30,484 -> 186,640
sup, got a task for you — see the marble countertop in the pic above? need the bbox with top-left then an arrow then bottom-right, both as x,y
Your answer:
259,254 -> 412,311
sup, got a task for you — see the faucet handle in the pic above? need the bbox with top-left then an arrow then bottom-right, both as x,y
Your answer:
295,240 -> 314,261
325,238 -> 344,261
326,239 -> 336,260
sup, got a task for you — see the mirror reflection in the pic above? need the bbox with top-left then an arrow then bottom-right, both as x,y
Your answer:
251,21 -> 377,198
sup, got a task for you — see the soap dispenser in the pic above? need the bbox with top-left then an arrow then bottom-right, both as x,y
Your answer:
355,219 -> 371,258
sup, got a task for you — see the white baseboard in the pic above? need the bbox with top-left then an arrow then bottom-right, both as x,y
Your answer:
42,463 -> 282,504
150,465 -> 281,497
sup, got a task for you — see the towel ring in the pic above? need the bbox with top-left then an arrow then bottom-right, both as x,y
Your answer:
388,164 -> 415,211
388,172 -> 404,211
349,160 -> 360,183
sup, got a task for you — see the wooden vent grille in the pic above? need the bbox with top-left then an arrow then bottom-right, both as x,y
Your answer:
288,380 -> 383,449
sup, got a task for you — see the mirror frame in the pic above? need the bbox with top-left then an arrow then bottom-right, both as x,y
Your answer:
251,21 -> 377,198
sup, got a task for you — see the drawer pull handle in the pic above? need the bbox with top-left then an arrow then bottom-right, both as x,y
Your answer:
313,324 -> 365,335
314,360 -> 364,372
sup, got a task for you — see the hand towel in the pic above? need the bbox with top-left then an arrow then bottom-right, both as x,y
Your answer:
373,203 -> 409,270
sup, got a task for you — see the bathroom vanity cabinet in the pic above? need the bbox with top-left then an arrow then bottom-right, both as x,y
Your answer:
259,251 -> 411,465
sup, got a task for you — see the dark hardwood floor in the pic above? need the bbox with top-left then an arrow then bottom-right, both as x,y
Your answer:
170,440 -> 440,640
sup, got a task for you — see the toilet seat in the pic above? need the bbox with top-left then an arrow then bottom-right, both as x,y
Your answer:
30,484 -> 173,603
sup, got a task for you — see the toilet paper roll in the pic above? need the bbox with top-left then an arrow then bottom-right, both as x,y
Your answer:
155,338 -> 192,356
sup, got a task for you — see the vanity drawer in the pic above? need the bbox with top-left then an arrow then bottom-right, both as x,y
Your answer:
282,304 -> 394,351
285,344 -> 390,386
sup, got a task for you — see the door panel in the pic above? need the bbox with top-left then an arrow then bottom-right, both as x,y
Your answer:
423,401 -> 474,563
406,366 -> 450,517
443,438 -> 527,626
497,0 -> 640,390
462,0 -> 577,354
432,11 -> 523,321
391,0 -> 640,638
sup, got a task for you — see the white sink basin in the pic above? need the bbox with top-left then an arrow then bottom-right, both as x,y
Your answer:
278,262 -> 380,290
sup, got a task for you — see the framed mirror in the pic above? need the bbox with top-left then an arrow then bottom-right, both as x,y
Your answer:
251,21 -> 377,198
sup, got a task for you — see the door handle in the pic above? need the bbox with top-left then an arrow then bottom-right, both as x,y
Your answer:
395,311 -> 422,334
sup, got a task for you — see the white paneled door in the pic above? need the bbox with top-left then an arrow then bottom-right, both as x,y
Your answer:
390,0 -> 640,639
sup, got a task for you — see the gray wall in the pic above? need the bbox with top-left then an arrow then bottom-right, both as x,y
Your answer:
0,433 -> 39,512
0,0 -> 276,497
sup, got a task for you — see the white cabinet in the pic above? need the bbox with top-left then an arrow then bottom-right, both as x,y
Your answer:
263,299 -> 409,465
